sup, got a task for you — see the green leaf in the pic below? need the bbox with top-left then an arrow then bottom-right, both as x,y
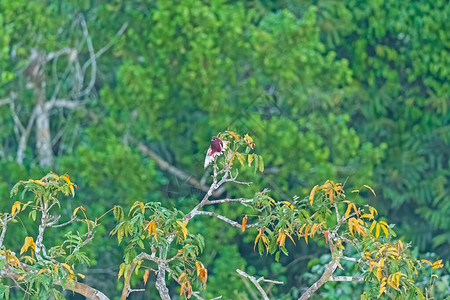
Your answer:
29,210 -> 37,221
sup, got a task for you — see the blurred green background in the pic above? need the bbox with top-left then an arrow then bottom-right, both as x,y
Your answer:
0,0 -> 448,299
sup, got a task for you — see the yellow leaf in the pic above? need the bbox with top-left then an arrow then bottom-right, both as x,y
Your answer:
432,264 -> 444,269
282,201 -> 294,210
345,203 -> 352,218
20,236 -> 36,255
310,223 -> 321,237
309,185 -> 319,206
244,134 -> 254,149
247,154 -> 254,167
376,268 -> 382,281
11,201 -> 21,216
375,224 -> 380,238
370,221 -> 377,232
129,201 -> 142,215
38,269 -> 50,275
363,185 -> 376,197
304,225 -> 309,244
378,220 -> 388,227
228,131 -> 240,140
433,259 -> 442,266
118,263 -> 126,279
61,263 -> 74,276
397,240 -> 403,254
69,184 -> 75,197
61,174 -> 71,185
421,259 -> 433,266
380,224 -> 389,238
328,190 -> 333,202
176,220 -> 188,239
77,273 -> 85,279
196,261 -> 202,276
348,218 -> 354,236
360,214 -> 373,220
73,206 -> 85,216
298,224 -> 306,237
242,215 -> 248,232
140,202 -> 145,214
17,274 -> 26,281
352,203 -> 359,218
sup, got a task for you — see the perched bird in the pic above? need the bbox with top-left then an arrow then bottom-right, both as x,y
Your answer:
204,136 -> 229,168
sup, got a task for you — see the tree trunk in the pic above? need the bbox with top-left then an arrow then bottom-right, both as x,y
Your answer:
35,96 -> 53,167
28,49 -> 53,168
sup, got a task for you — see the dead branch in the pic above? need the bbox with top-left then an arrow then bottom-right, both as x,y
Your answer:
236,269 -> 283,300
136,141 -> 225,197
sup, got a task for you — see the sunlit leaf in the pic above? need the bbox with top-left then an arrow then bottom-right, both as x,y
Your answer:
20,237 -> 36,255
363,185 -> 376,197
309,185 -> 319,206
242,215 -> 247,232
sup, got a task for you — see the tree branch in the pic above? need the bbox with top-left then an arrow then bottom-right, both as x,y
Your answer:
0,98 -> 11,107
236,269 -> 283,300
0,261 -> 109,300
194,211 -> 257,230
298,260 -> 338,300
329,276 -> 364,282
44,99 -> 83,111
136,141 -> 225,197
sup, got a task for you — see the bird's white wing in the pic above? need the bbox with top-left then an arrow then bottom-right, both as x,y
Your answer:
204,147 -> 214,168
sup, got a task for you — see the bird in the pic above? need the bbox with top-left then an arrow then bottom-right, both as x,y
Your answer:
204,136 -> 229,168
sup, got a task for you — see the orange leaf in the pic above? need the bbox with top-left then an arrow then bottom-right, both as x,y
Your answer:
309,185 -> 319,206
242,215 -> 248,232
420,259 -> 432,266
286,232 -> 296,245
180,282 -> 185,296
304,225 -> 309,244
324,231 -> 329,243
143,269 -> 150,285
335,260 -> 344,270
254,234 -> 261,250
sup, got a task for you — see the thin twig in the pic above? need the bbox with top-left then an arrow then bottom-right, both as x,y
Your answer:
236,269 -> 283,300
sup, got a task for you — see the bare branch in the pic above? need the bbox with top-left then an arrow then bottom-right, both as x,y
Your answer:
329,276 -> 364,282
136,141 -> 225,197
0,98 -> 11,107
194,211 -> 257,230
236,269 -> 283,300
82,23 -> 128,71
207,198 -> 253,205
298,261 -> 338,300
341,256 -> 361,263
44,99 -> 83,111
78,16 -> 97,97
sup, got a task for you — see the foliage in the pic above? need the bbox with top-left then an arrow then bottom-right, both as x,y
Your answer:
0,0 -> 448,298
0,135 -> 445,299
1,172 -> 97,299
